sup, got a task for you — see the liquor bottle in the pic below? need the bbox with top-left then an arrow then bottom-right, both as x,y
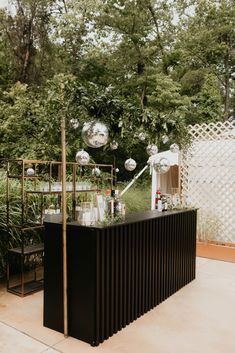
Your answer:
104,189 -> 111,212
112,189 -> 122,216
106,189 -> 114,216
155,189 -> 161,209
55,202 -> 61,214
157,199 -> 162,212
161,195 -> 168,212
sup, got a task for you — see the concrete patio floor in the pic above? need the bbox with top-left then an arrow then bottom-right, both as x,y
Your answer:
0,257 -> 235,353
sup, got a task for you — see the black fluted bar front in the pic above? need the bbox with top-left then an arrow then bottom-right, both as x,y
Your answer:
44,209 -> 197,346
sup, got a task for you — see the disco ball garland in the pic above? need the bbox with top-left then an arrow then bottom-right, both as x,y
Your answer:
77,122 -> 176,174
153,157 -> 170,174
146,144 -> 158,156
162,135 -> 169,144
75,150 -> 90,165
70,118 -> 79,129
26,168 -> 35,176
110,140 -> 118,150
170,143 -> 179,153
138,132 -> 146,141
124,158 -> 137,171
92,167 -> 101,177
82,121 -> 109,148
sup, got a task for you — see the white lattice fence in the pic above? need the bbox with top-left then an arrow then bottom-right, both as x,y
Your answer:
181,121 -> 235,243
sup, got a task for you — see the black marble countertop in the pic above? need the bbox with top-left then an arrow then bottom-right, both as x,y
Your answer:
44,208 -> 196,230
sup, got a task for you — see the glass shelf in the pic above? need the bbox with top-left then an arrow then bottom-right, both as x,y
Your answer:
26,188 -> 100,194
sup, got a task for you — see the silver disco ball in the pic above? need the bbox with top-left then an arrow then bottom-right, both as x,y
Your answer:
124,158 -> 137,171
170,143 -> 179,153
70,118 -> 79,129
138,132 -> 146,141
92,167 -> 101,177
162,135 -> 169,144
153,157 -> 170,174
82,121 -> 109,148
110,140 -> 118,150
26,168 -> 35,176
75,150 -> 90,165
146,144 -> 158,156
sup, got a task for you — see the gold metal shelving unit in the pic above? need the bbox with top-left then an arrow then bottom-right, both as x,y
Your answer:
5,159 -> 113,296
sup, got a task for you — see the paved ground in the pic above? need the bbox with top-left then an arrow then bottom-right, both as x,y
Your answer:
0,257 -> 235,353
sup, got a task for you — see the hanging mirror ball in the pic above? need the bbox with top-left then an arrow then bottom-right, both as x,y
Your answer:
170,143 -> 179,153
138,132 -> 146,141
153,159 -> 160,173
124,158 -> 137,171
115,168 -> 119,173
70,118 -> 79,129
153,157 -> 170,174
146,144 -> 158,156
92,167 -> 101,177
162,135 -> 169,144
75,150 -> 90,165
110,140 -> 118,150
26,168 -> 35,176
82,121 -> 109,148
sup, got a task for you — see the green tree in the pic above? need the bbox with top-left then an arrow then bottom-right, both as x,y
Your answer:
145,72 -> 190,145
0,10 -> 14,90
196,73 -> 222,123
3,0 -> 232,174
1,0 -> 56,84
186,73 -> 223,125
51,0 -> 104,76
93,1 -> 176,105
0,82 -> 41,159
0,74 -> 141,163
175,0 -> 235,120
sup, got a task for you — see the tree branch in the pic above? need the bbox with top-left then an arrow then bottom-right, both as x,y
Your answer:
147,4 -> 165,57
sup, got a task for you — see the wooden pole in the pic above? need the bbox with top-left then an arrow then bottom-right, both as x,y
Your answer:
61,116 -> 68,337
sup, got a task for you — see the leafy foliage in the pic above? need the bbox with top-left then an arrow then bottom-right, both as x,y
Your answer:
194,73 -> 222,124
174,0 -> 235,120
1,0 -> 234,168
0,82 -> 41,159
0,170 -> 43,277
2,0 -> 235,278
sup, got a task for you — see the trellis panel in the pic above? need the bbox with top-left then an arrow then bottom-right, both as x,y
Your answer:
181,121 -> 235,243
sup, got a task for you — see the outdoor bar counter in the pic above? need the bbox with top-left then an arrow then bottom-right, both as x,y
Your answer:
44,209 -> 197,346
